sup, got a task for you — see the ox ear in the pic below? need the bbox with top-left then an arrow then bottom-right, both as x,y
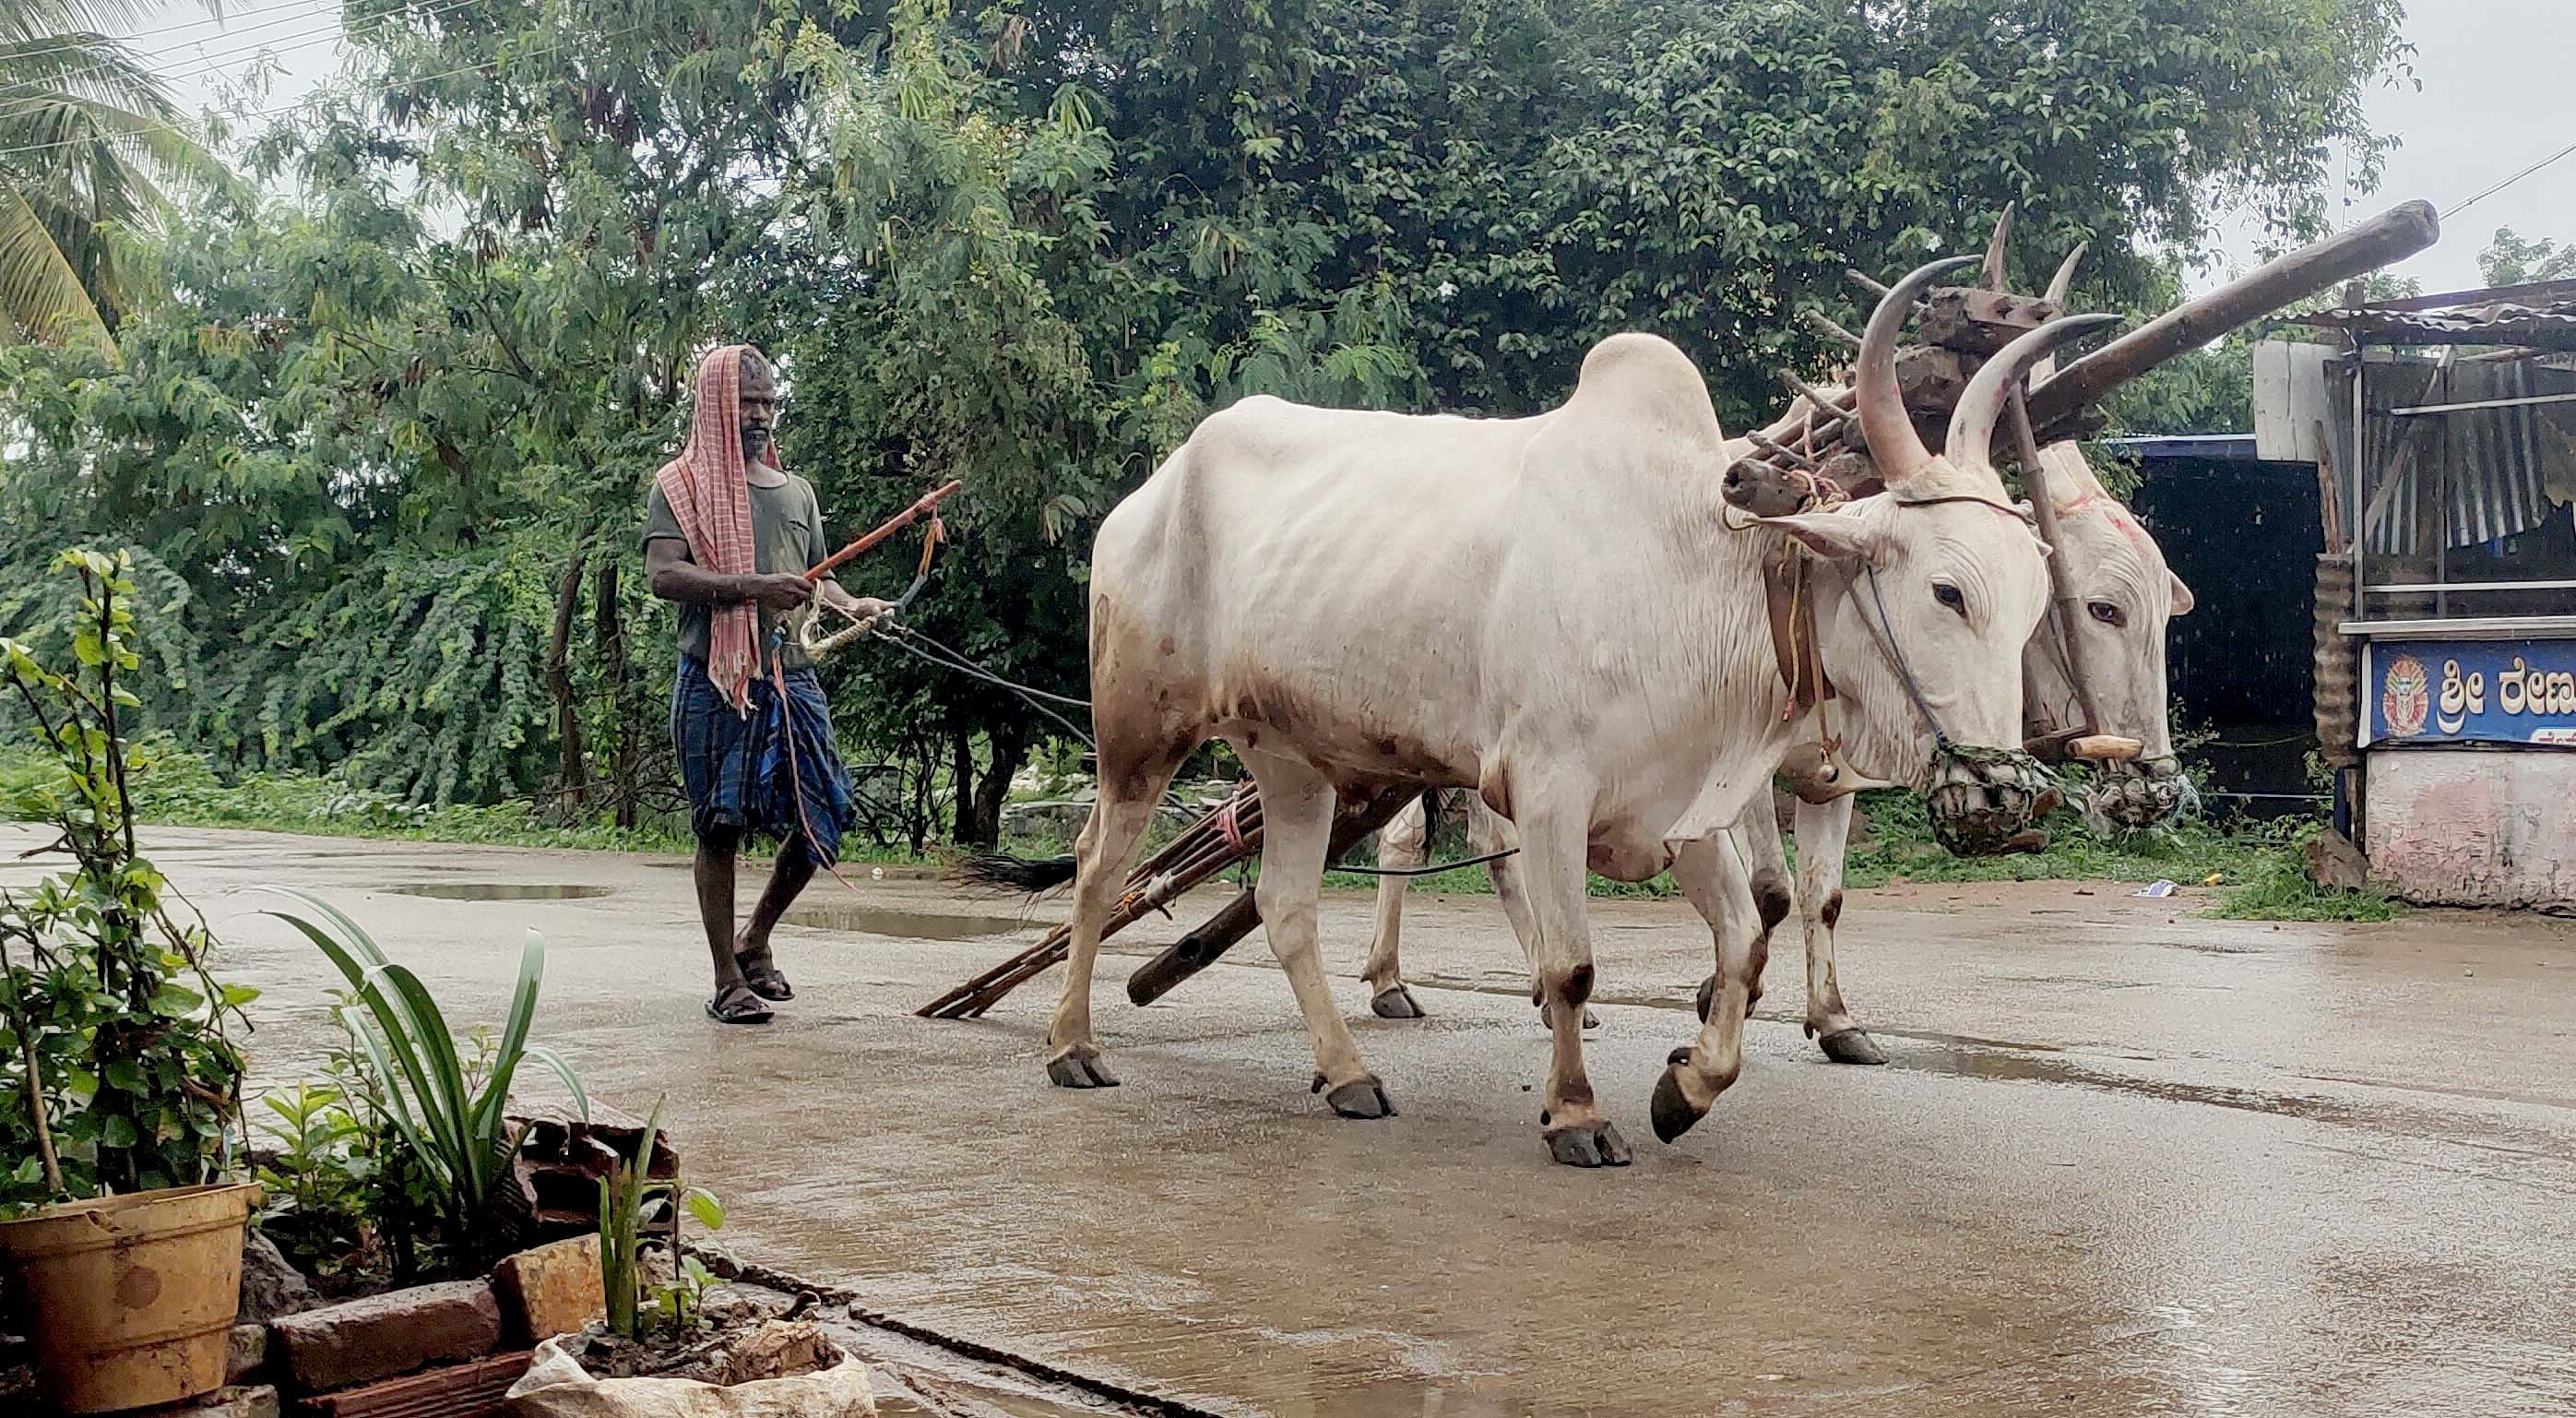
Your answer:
2169,571 -> 2196,616
1756,511 -> 1883,566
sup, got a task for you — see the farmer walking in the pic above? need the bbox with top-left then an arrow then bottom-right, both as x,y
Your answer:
645,344 -> 890,1024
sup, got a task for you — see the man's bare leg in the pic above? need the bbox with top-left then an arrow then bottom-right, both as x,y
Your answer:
736,835 -> 818,999
694,827 -> 770,1023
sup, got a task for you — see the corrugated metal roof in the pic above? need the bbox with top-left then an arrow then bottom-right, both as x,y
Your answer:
2298,298 -> 2576,351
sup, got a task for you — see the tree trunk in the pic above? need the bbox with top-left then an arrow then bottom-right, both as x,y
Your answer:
594,558 -> 638,829
950,729 -> 975,844
547,549 -> 590,803
908,736 -> 936,855
963,723 -> 1026,848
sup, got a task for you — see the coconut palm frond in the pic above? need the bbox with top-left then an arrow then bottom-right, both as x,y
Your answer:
0,0 -> 185,45
0,32 -> 192,125
0,183 -> 111,353
0,0 -> 224,353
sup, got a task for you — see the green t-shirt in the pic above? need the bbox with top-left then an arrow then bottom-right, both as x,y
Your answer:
643,474 -> 831,670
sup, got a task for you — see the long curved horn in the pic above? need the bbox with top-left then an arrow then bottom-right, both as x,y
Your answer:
1945,313 -> 2123,470
1858,256 -> 1977,487
1979,204 -> 2014,290
2042,242 -> 2086,306
2030,243 -> 2090,386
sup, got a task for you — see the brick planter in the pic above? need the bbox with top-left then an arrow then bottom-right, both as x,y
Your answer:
270,1281 -> 501,1394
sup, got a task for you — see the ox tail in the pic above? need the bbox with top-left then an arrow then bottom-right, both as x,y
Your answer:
956,852 -> 1078,895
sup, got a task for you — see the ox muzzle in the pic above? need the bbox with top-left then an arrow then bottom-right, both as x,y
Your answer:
2082,755 -> 2194,835
1921,743 -> 2061,857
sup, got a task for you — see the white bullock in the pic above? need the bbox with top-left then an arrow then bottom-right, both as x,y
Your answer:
1045,259 -> 2103,1165
1359,436 -> 2198,1068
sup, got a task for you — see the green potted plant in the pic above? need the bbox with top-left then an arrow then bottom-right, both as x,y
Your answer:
0,551 -> 257,1412
258,890 -> 586,1276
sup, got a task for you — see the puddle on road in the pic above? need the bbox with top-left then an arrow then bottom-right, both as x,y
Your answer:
784,903 -> 1026,938
382,883 -> 614,901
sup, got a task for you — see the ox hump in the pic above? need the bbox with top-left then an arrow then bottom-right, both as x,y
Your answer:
1565,333 -> 1723,442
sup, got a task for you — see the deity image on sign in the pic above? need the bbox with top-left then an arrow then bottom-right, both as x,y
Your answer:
2381,654 -> 2430,738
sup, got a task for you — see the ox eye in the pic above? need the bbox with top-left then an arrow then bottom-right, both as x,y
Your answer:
1931,581 -> 1966,617
2088,600 -> 2126,628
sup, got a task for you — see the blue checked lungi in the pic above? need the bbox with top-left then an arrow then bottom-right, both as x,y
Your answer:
671,653 -> 856,864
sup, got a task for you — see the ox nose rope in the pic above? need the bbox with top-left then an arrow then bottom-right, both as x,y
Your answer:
1859,563 -> 1953,750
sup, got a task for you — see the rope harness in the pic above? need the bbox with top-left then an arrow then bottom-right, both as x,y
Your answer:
754,483 -> 964,898
1742,478 -> 2060,852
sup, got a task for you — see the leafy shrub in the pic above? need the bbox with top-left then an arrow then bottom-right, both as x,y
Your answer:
0,551 -> 251,1211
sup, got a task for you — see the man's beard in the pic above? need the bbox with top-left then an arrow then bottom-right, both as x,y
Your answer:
741,427 -> 771,459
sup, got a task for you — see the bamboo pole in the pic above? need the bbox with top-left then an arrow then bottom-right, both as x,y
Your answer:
918,783 -> 1264,1019
804,481 -> 964,582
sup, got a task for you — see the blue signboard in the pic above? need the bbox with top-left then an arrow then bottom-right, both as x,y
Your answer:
2362,638 -> 2576,746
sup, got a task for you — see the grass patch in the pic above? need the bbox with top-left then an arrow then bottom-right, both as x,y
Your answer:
2210,852 -> 2404,923
1843,790 -> 2248,888
0,744 -> 937,864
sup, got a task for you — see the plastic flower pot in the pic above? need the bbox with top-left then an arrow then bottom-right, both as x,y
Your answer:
0,1182 -> 260,1412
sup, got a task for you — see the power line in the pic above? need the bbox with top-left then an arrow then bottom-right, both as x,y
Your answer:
2443,138 -> 2576,221
6,23 -> 348,101
6,0 -> 489,104
0,18 -> 651,161
4,1 -> 341,66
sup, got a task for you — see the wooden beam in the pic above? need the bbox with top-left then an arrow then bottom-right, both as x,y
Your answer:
2029,200 -> 2439,434
1124,788 -> 1419,1006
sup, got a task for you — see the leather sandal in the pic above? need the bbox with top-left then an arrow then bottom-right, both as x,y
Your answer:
705,982 -> 775,1025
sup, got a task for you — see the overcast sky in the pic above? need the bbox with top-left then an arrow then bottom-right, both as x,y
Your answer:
123,0 -> 2576,295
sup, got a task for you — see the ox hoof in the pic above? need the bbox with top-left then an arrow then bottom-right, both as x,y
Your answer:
1046,1050 -> 1121,1089
1324,1076 -> 1398,1119
1370,985 -> 1425,1019
1694,974 -> 1716,1022
1817,1029 -> 1887,1066
1544,1119 -> 1632,1168
1649,1066 -> 1709,1144
1537,1002 -> 1602,1031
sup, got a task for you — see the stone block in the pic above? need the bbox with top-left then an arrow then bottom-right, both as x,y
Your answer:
719,1318 -> 838,1385
225,1322 -> 269,1385
491,1235 -> 604,1345
2362,749 -> 2576,908
238,1232 -> 316,1323
270,1280 -> 501,1393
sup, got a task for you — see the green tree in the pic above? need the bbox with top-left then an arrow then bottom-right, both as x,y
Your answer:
2478,226 -> 2576,287
1,0 -> 2417,839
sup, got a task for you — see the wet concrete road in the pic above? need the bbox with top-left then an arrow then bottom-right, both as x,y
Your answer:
12,826 -> 2572,1416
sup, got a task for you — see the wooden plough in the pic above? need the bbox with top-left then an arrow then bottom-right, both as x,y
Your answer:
921,200 -> 2439,1019
918,783 -> 1416,1018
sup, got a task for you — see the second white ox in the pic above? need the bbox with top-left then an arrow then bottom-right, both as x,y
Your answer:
1364,255 -> 2195,1055
1046,258 -> 2104,1166
1360,437 -> 2199,1064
